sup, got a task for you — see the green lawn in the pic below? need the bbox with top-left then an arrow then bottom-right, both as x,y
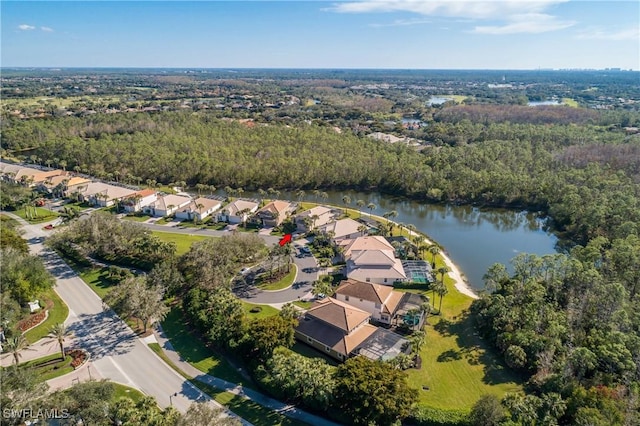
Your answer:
292,300 -> 312,309
18,352 -> 74,382
0,214 -> 21,228
562,97 -> 579,107
241,302 -> 280,319
79,266 -> 117,299
112,383 -> 145,403
151,231 -> 211,256
255,265 -> 297,291
432,94 -> 468,103
24,289 -> 69,344
402,254 -> 523,409
14,206 -> 59,224
193,381 -> 311,426
123,214 -> 151,222
161,307 -> 248,386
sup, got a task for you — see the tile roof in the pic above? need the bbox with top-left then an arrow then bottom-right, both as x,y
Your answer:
296,315 -> 378,357
306,298 -> 371,333
320,218 -> 362,239
225,199 -> 259,215
335,279 -> 395,305
257,200 -> 295,215
135,189 -> 157,197
343,236 -> 394,257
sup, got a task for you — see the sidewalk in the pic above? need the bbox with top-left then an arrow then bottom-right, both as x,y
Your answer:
153,326 -> 340,426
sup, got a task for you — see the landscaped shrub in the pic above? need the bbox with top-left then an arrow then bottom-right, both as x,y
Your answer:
68,349 -> 87,369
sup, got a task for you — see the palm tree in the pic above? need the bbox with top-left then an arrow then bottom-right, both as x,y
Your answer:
428,244 -> 441,268
195,183 -> 206,195
310,214 -> 319,230
224,186 -> 235,200
437,265 -> 450,285
258,188 -> 267,205
320,191 -> 329,203
366,202 -> 377,217
437,282 -> 449,314
208,184 -> 217,196
342,195 -> 351,214
408,330 -> 427,353
356,200 -> 365,217
357,224 -> 368,236
195,203 -> 205,221
296,189 -> 306,202
6,335 -> 30,365
48,323 -> 72,360
313,189 -> 321,201
236,187 -> 244,198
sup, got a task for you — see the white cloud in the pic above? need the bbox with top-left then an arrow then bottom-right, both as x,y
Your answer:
329,0 -> 574,34
41,26 -> 54,32
18,24 -> 36,31
575,27 -> 640,41
370,18 -> 432,27
330,0 -> 569,20
473,13 -> 575,34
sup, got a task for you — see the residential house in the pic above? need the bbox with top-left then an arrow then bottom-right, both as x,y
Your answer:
82,182 -> 137,207
295,297 -> 412,362
295,205 -> 336,232
37,175 -> 91,197
218,199 -> 259,224
334,279 -> 406,325
341,236 -> 407,285
319,218 -> 364,242
121,189 -> 158,213
146,194 -> 192,217
294,298 -> 378,361
0,163 -> 41,184
254,200 -> 296,227
175,197 -> 222,221
16,169 -> 66,187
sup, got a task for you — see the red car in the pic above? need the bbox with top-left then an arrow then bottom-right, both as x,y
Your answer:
44,224 -> 53,230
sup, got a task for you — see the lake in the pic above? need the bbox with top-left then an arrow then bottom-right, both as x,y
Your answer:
215,189 -> 558,291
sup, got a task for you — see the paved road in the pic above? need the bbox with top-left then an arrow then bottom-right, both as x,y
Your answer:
240,240 -> 321,304
6,214 -> 222,414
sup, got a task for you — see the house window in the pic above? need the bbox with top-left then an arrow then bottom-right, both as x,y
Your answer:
345,295 -> 349,301
366,278 -> 371,282
384,278 -> 388,283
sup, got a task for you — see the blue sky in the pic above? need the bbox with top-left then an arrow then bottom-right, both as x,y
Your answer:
2,1 -> 638,69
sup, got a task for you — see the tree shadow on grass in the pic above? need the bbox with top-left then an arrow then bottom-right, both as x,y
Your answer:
433,311 -> 524,386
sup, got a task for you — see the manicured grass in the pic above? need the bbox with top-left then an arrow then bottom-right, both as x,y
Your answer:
151,231 -> 210,256
255,265 -> 297,291
161,306 -> 248,386
402,254 -> 523,409
241,302 -> 280,319
14,207 -> 59,224
79,266 -> 117,299
193,381 -> 310,426
112,383 -> 145,403
19,352 -> 74,382
123,214 -> 151,222
24,289 -> 69,344
156,185 -> 176,194
292,300 -> 312,309
154,216 -> 175,225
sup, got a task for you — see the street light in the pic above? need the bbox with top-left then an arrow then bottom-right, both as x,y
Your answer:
87,364 -> 92,381
169,392 -> 178,406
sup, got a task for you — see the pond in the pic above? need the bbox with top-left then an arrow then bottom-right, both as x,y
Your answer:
215,189 -> 558,291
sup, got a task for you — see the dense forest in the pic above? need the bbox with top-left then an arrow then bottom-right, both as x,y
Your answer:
2,76 -> 640,423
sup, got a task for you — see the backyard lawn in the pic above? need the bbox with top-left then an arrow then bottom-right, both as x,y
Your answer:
402,254 -> 523,410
